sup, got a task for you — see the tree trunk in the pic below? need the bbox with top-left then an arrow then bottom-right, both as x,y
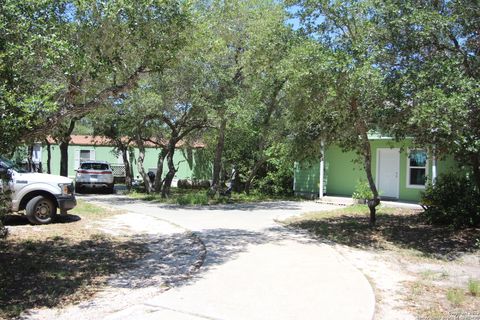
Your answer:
136,137 -> 153,193
471,153 -> 480,192
154,148 -> 168,193
161,143 -> 177,198
245,159 -> 266,195
45,139 -> 51,174
244,80 -> 285,195
59,141 -> 69,177
244,137 -> 267,195
119,145 -> 132,191
350,98 -> 380,227
27,145 -> 34,172
58,119 -> 76,177
210,115 -> 227,196
359,130 -> 380,227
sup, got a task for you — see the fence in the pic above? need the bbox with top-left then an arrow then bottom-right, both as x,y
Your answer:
111,164 -> 126,183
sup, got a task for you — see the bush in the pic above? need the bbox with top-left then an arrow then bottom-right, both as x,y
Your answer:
446,288 -> 465,306
176,192 -> 209,205
255,171 -> 293,195
0,176 -> 11,238
352,179 -> 374,201
468,279 -> 480,296
177,179 -> 210,189
421,173 -> 480,228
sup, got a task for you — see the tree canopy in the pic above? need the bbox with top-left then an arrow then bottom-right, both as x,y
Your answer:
1,0 -> 478,226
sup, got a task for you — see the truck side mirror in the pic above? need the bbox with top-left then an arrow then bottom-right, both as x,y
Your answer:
0,165 -> 13,179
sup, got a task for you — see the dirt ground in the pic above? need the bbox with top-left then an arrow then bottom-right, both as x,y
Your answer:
335,245 -> 480,319
0,200 -> 204,319
286,206 -> 480,319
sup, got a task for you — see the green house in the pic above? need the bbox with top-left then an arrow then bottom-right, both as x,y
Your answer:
294,137 -> 458,202
39,135 -> 211,183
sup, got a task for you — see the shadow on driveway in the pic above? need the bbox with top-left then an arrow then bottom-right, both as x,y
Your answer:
78,194 -> 305,212
3,214 -> 81,226
289,213 -> 480,260
106,227 -> 317,292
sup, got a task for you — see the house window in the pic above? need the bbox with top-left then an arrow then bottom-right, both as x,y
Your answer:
80,150 -> 92,164
74,149 -> 95,170
407,149 -> 427,188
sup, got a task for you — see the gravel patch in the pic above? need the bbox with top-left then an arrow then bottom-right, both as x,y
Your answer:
333,245 -> 417,320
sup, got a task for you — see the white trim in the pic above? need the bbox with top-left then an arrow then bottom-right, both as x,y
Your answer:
431,146 -> 437,185
293,162 -> 297,191
319,141 -> 325,199
375,148 -> 379,190
406,148 -> 428,189
376,148 -> 400,199
75,148 -> 95,170
32,143 -> 42,164
74,149 -> 80,170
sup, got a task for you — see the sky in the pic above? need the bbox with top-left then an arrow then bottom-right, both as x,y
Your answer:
285,4 -> 303,30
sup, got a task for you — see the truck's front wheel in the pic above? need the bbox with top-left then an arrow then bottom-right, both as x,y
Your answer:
26,196 -> 56,225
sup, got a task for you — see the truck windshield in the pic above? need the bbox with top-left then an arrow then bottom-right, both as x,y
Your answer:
0,156 -> 27,173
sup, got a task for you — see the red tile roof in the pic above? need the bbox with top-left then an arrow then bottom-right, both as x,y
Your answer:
47,135 -> 205,148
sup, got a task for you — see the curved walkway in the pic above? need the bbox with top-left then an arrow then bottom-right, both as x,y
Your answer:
30,195 -> 375,320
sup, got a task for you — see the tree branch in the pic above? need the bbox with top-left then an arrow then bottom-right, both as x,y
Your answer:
26,66 -> 148,139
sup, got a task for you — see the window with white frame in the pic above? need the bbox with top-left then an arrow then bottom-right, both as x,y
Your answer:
74,149 -> 95,170
80,150 -> 92,164
407,149 -> 427,188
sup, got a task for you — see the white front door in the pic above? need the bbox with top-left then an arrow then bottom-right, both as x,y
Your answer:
377,148 -> 400,199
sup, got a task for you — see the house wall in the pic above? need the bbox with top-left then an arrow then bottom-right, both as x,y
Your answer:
324,146 -> 366,196
293,162 -> 320,197
41,144 -> 211,181
294,140 -> 459,202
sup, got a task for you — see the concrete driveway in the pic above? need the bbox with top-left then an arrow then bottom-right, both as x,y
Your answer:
31,194 -> 375,320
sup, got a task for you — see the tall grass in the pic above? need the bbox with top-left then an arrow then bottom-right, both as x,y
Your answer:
176,193 -> 209,205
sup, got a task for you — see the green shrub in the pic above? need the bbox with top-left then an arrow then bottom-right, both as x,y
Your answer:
446,288 -> 465,306
468,279 -> 480,296
352,180 -> 373,200
420,173 -> 480,228
0,176 -> 11,238
254,144 -> 294,196
177,179 -> 210,189
256,171 -> 293,196
176,192 -> 208,205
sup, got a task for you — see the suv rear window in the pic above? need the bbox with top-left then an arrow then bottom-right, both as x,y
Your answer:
80,163 -> 110,170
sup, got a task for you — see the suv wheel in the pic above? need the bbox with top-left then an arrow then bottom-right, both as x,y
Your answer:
75,183 -> 83,193
26,195 -> 56,225
106,184 -> 115,194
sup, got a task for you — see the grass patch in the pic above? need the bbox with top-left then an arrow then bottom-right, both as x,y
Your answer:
71,199 -> 117,219
468,279 -> 480,297
177,193 -> 209,205
128,188 -> 300,205
420,270 -> 449,281
0,201 -> 148,318
446,288 -> 465,306
409,280 -> 427,298
284,205 -> 480,259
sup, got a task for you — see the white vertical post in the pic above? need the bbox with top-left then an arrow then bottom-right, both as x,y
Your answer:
319,140 -> 325,199
74,149 -> 80,171
432,145 -> 437,185
293,163 -> 296,194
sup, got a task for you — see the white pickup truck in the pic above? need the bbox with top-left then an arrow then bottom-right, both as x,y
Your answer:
0,156 -> 77,224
